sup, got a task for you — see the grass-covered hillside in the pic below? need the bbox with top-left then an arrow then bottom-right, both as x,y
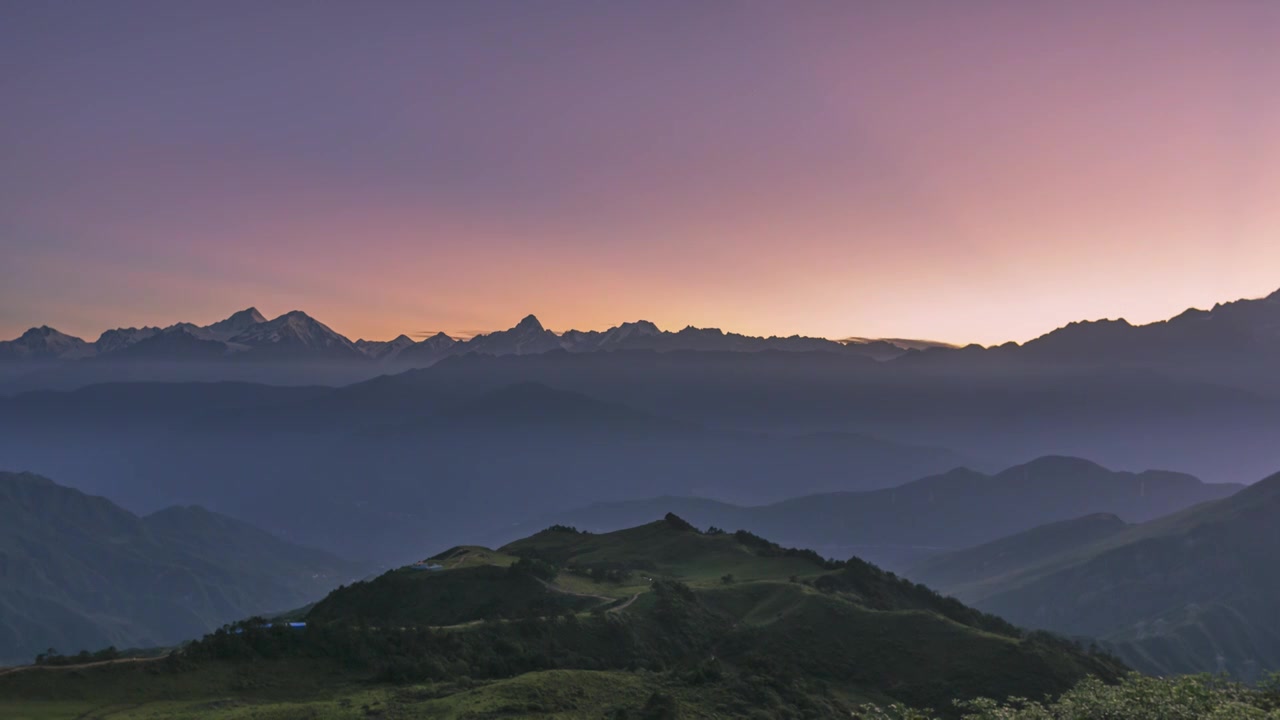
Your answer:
0,471 -> 365,665
1,513 -> 1124,718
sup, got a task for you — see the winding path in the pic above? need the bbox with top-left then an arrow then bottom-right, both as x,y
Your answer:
535,579 -> 643,613
607,593 -> 642,613
0,655 -> 165,677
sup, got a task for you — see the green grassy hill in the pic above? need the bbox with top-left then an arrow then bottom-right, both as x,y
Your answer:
909,470 -> 1280,679
308,564 -> 598,627
499,515 -> 832,590
0,513 -> 1125,718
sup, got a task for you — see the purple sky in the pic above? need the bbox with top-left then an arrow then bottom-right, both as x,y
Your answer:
3,1 -> 1279,344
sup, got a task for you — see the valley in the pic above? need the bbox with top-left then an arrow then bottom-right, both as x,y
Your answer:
6,6 -> 1280,715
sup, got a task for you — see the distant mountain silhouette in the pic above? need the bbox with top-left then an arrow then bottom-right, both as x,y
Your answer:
6,286 -> 1280,399
0,471 -> 366,665
226,310 -> 363,360
354,334 -> 415,360
899,287 -> 1280,393
459,314 -> 564,356
909,468 -> 1280,679
204,307 -> 267,340
0,378 -> 981,564
102,325 -> 231,360
1022,288 -> 1280,361
5,289 -> 1280,569
511,457 -> 1241,570
92,326 -> 161,354
391,347 -> 1280,485
0,326 -> 92,362
386,331 -> 457,365
7,287 -> 1280,379
908,513 -> 1132,594
0,308 -> 915,391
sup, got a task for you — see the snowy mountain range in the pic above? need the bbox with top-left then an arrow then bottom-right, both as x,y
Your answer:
5,287 -> 1280,384
0,308 -> 909,368
0,326 -> 96,361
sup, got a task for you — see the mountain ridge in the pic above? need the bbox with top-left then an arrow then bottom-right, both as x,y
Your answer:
497,456 -> 1241,570
8,285 -> 1280,365
7,286 -> 1280,398
0,471 -> 366,665
908,467 -> 1280,679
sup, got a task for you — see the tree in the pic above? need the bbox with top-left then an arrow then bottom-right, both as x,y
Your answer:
860,673 -> 1280,719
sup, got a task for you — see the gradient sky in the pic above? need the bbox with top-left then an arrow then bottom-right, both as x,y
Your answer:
3,1 -> 1279,345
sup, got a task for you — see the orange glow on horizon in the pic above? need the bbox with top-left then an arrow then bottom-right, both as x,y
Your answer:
3,2 -> 1278,346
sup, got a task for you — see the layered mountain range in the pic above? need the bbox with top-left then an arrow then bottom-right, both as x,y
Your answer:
908,469 -> 1280,680
0,378 -> 984,564
7,287 -> 1280,367
6,287 -> 1280,395
500,456 -> 1242,569
0,471 -> 366,665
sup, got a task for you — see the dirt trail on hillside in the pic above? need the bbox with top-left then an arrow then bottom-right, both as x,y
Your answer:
608,593 -> 642,613
0,655 -> 164,677
536,579 -> 643,614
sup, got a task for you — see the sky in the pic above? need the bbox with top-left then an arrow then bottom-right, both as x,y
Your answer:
3,1 -> 1279,346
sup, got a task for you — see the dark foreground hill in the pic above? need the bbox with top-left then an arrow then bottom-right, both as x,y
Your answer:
909,470 -> 1280,680
0,514 -> 1124,718
0,472 -> 365,665
514,457 -> 1241,569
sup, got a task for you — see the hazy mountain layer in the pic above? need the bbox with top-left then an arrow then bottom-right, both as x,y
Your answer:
0,380 -> 979,565
7,292 -> 1280,486
909,470 -> 1280,679
404,350 -> 1280,484
0,472 -> 366,665
507,457 -> 1241,569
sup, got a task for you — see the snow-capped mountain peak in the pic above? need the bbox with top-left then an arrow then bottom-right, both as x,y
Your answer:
383,331 -> 457,365
457,314 -> 560,356
603,320 -> 660,342
94,326 -> 161,354
0,326 -> 93,361
355,334 -> 417,360
205,307 -> 268,340
228,311 -> 360,358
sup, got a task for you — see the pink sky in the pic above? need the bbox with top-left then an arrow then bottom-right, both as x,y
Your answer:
3,1 -> 1278,345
